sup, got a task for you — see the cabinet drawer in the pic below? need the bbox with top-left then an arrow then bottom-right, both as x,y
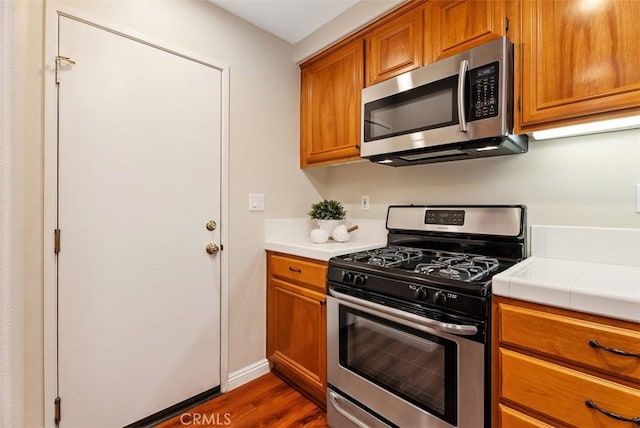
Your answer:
269,253 -> 327,293
499,303 -> 640,384
498,405 -> 553,428
500,349 -> 640,427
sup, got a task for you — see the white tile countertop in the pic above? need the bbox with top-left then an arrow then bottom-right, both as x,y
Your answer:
264,218 -> 387,261
493,225 -> 640,323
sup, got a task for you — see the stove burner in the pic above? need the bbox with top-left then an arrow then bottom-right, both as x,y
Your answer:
344,246 -> 423,268
343,246 -> 501,282
415,254 -> 499,282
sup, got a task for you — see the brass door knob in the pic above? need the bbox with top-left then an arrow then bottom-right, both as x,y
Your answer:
205,243 -> 219,255
206,220 -> 217,231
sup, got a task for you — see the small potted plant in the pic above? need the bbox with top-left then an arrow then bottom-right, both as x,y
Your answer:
308,199 -> 347,235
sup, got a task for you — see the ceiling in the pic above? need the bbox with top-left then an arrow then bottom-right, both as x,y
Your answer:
208,0 -> 360,44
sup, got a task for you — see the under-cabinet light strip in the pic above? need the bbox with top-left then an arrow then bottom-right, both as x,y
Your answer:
532,115 -> 640,140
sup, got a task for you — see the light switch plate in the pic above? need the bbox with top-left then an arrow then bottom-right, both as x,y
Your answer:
636,184 -> 640,213
249,193 -> 264,211
361,195 -> 370,211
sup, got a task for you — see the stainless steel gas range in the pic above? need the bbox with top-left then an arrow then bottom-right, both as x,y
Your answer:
326,205 -> 526,428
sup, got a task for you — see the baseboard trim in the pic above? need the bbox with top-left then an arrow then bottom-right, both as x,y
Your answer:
227,359 -> 271,391
125,386 -> 221,427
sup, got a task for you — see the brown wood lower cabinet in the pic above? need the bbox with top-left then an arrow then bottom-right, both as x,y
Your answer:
493,296 -> 640,427
266,251 -> 327,406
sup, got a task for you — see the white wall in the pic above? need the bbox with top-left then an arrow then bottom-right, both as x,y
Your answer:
16,0 -> 324,425
321,129 -> 640,230
1,2 -> 26,426
57,0 -> 326,368
293,0 -> 405,63
2,1 -> 43,427
53,0 -> 322,373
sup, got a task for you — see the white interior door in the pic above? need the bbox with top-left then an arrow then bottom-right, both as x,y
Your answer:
57,15 -> 222,427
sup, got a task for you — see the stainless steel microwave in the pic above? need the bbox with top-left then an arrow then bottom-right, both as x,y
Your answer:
361,37 -> 527,166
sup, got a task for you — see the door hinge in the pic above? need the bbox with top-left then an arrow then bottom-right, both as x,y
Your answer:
54,396 -> 61,424
54,229 -> 61,254
517,96 -> 521,112
55,56 -> 76,84
505,17 -> 510,33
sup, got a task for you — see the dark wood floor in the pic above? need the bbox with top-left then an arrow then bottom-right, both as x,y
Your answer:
156,373 -> 328,427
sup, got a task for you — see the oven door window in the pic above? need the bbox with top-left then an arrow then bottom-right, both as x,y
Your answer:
339,305 -> 458,426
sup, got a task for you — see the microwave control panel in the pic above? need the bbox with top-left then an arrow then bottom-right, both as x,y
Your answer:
469,61 -> 499,121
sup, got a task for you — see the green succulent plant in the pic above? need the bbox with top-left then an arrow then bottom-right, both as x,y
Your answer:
307,199 -> 347,220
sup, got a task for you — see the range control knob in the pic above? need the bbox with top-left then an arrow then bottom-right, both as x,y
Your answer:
414,287 -> 428,301
354,275 -> 367,286
432,291 -> 447,306
342,272 -> 354,283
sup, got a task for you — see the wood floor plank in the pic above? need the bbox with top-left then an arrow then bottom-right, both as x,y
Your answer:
156,373 -> 328,427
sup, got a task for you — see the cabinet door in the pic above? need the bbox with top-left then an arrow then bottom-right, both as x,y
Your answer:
365,7 -> 423,86
267,278 -> 327,403
424,0 -> 506,64
300,39 -> 363,168
521,0 -> 640,129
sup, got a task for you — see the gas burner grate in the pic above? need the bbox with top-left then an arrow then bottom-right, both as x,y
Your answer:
415,254 -> 500,282
344,246 -> 423,268
341,246 -> 503,282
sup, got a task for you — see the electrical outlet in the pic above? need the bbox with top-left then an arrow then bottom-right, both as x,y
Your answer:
249,193 -> 264,211
361,195 -> 370,211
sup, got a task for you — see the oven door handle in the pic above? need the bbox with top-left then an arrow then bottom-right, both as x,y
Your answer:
328,390 -> 370,428
329,289 -> 479,336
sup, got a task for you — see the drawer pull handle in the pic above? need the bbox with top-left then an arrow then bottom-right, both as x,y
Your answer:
588,339 -> 640,358
288,267 -> 302,273
585,400 -> 640,425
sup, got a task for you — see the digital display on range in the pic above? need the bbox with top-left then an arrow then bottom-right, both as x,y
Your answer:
425,210 -> 465,226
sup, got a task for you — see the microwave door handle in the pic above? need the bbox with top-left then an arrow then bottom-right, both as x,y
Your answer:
457,59 -> 469,132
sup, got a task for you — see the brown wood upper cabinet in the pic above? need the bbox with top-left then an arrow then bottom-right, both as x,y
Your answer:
299,39 -> 363,168
365,7 -> 424,87
520,0 -> 640,130
424,0 -> 507,64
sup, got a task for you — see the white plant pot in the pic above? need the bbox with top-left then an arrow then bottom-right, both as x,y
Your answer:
316,219 -> 342,235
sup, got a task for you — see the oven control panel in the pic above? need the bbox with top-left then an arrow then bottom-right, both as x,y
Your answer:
330,268 -> 487,319
410,286 -> 452,306
425,209 -> 465,226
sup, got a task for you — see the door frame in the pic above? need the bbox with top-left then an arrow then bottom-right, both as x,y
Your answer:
43,4 -> 230,427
